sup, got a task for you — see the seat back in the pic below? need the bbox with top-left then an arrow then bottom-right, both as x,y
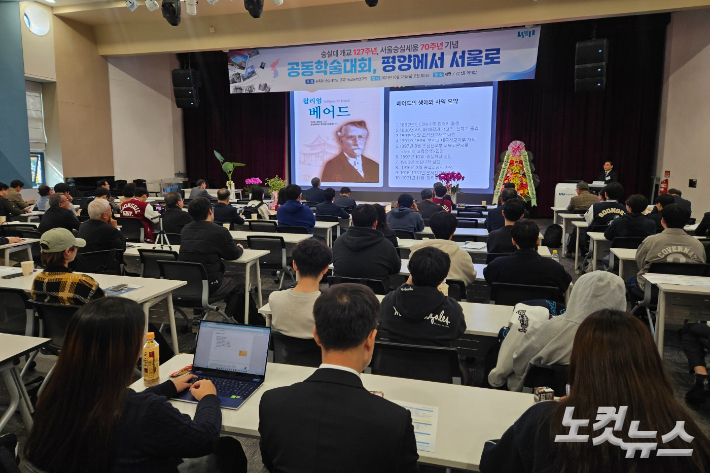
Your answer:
522,364 -> 569,397
72,249 -> 123,275
165,233 -> 181,245
394,230 -> 417,240
29,301 -> 80,354
0,288 -> 33,336
327,276 -> 387,295
237,199 -> 251,205
370,341 -> 461,384
271,331 -> 321,367
456,218 -> 479,228
116,217 -> 145,243
246,236 -> 287,270
316,215 -> 339,222
590,224 -> 608,232
611,237 -> 646,249
485,252 -> 512,264
157,260 -> 208,307
248,220 -> 277,232
446,279 -> 467,302
277,225 -> 309,234
458,211 -> 483,219
138,249 -> 179,278
648,262 -> 710,277
0,224 -> 38,237
491,282 -> 561,305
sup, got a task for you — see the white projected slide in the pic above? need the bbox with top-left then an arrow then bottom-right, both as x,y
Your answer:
208,329 -> 254,373
388,86 -> 494,189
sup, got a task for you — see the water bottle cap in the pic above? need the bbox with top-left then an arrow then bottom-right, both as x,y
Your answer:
146,332 -> 155,340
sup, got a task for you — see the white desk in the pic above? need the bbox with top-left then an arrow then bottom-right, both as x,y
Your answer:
395,240 -> 551,259
230,230 -> 310,246
0,221 -> 38,227
330,260 -> 486,281
418,227 -> 489,240
0,239 -> 37,266
236,222 -> 339,247
609,248 -> 637,280
0,334 -> 50,432
571,220 -> 589,274
551,207 -> 568,225
587,232 -> 611,271
558,213 -> 584,256
132,354 -> 534,471
17,211 -> 43,222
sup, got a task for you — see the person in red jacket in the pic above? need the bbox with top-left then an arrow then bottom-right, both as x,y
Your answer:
120,187 -> 160,243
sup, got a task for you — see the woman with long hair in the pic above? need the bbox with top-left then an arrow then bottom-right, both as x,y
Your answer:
373,203 -> 398,248
480,309 -> 710,473
22,298 -> 246,473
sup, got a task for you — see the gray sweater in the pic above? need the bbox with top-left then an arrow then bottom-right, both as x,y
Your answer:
635,228 -> 706,289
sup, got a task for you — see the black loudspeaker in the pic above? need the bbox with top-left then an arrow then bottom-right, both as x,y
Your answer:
575,39 -> 607,92
575,39 -> 608,65
575,77 -> 606,92
574,63 -> 606,79
172,69 -> 200,108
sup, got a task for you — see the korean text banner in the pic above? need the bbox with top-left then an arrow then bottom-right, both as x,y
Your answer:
226,27 -> 540,94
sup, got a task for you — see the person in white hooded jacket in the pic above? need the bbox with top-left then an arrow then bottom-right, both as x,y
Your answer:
506,271 -> 627,391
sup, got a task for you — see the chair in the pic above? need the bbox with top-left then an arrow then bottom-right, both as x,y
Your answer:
521,364 -> 569,397
316,215 -> 340,222
248,220 -> 277,232
138,249 -> 178,279
0,289 -> 33,337
485,252 -> 512,264
456,218 -> 478,228
271,331 -> 321,367
72,249 -> 123,275
0,224 -> 37,236
327,276 -> 388,295
276,226 -> 309,234
370,341 -> 462,384
77,214 -> 90,223
246,236 -> 295,290
490,282 -> 561,305
446,279 -> 467,302
116,217 -> 145,243
458,211 -> 483,219
394,230 -> 417,240
237,199 -> 251,205
165,233 -> 181,245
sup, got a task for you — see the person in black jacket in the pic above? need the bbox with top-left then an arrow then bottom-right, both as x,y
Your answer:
161,191 -> 193,235
301,177 -> 325,203
696,211 -> 710,238
213,189 -> 245,228
179,198 -> 245,321
333,187 -> 357,210
647,193 -> 675,233
604,194 -> 656,241
332,204 -> 401,286
417,189 -> 442,224
259,284 -> 419,473
595,160 -> 619,183
486,188 -> 529,232
78,199 -> 126,253
0,181 -> 28,221
315,187 -> 349,219
38,194 -> 81,234
487,199 -> 525,254
94,186 -> 121,214
380,246 -> 466,347
668,188 -> 692,214
374,203 -> 398,248
484,219 -> 572,302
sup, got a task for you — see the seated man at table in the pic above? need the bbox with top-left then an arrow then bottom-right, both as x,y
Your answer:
302,177 -> 325,203
315,188 -> 350,220
387,194 -> 424,234
0,181 -> 28,221
8,180 -> 35,212
188,179 -> 217,202
410,211 -> 477,285
380,246 -> 466,347
486,189 -> 529,232
213,188 -> 245,228
161,191 -> 193,235
94,186 -> 120,214
647,193 -> 675,232
269,239 -> 332,339
432,184 -> 453,213
583,182 -> 626,228
484,219 -> 572,303
565,181 -> 597,213
96,178 -> 120,213
180,197 -> 249,323
38,194 -> 81,235
604,194 -> 656,241
487,199 -> 525,255
417,189 -> 442,224
120,187 -> 160,243
259,284 -> 419,473
35,185 -> 52,212
53,183 -> 77,216
78,199 -> 126,253
668,188 -> 692,214
333,204 -> 401,287
276,184 -> 316,233
333,187 -> 356,210
629,204 -> 706,296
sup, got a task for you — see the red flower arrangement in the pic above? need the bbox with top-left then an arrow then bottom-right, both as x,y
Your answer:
436,172 -> 465,194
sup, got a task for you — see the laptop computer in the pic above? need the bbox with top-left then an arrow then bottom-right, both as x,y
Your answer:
174,320 -> 271,410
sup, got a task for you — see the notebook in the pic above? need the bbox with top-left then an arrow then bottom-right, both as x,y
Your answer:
174,321 -> 271,410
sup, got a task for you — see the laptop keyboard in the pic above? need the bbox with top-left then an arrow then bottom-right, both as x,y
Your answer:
195,376 -> 257,400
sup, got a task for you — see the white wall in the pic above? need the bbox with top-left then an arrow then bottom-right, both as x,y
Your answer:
108,54 -> 185,183
656,9 -> 710,218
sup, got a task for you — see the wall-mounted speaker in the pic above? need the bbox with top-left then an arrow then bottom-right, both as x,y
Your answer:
575,39 -> 608,92
575,77 -> 606,93
172,69 -> 200,108
575,39 -> 608,65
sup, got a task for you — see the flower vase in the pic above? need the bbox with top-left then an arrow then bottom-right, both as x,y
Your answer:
226,181 -> 235,199
450,192 -> 458,205
269,190 -> 278,210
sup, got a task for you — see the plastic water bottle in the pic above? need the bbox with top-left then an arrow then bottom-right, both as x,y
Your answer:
143,332 -> 160,387
551,250 -> 560,263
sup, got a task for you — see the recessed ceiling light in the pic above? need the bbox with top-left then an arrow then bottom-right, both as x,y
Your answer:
45,0 -> 56,3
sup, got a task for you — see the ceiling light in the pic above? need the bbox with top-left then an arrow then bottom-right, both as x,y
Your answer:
45,0 -> 56,3
244,0 -> 264,18
272,0 -> 283,5
145,0 -> 160,11
126,0 -> 139,11
161,0 -> 181,26
365,0 -> 377,6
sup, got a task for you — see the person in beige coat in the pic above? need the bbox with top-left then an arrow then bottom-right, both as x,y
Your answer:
409,211 -> 477,285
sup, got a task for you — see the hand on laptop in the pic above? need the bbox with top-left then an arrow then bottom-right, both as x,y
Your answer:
190,379 -> 217,401
171,374 -> 198,393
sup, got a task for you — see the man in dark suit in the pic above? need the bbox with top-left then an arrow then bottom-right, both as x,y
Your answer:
333,187 -> 357,210
596,160 -> 619,184
38,194 -> 81,234
646,193 -> 674,233
188,179 -> 217,201
302,177 -> 325,203
259,284 -> 419,473
213,188 -> 245,228
321,121 -> 379,183
668,188 -> 692,214
486,189 -> 529,232
161,191 -> 194,235
417,189 -> 442,223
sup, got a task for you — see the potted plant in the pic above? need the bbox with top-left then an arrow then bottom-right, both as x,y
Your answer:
244,177 -> 263,198
436,171 -> 465,204
265,175 -> 286,209
214,150 -> 245,197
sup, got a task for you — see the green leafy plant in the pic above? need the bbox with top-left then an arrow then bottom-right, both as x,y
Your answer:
214,150 -> 245,183
266,175 -> 287,193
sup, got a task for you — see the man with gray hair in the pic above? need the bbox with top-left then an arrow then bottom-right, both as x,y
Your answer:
302,177 -> 325,203
78,198 -> 125,253
566,181 -> 598,213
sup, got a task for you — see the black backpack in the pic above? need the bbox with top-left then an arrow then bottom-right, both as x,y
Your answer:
242,202 -> 266,219
541,224 -> 563,248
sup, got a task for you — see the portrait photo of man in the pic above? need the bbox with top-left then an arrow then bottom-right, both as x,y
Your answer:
321,120 -> 380,183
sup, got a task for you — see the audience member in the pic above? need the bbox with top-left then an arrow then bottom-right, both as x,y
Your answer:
484,220 -> 572,302
503,182 -> 516,190
486,188 -> 529,232
565,181 -> 597,213
333,204 -> 401,286
668,187 -> 692,214
268,239 -> 332,339
696,210 -> 710,238
480,310 -> 710,473
96,179 -> 120,212
119,183 -> 135,204
302,177 -> 325,203
630,204 -> 706,293
78,199 -> 126,253
0,235 -> 22,246
120,187 -> 160,243
276,184 -> 316,233
409,211 -> 477,284
244,187 -> 271,220
36,184 -> 52,211
603,194 -> 656,240
380,246 -> 466,347
22,297 -> 245,473
584,181 -> 626,227
315,188 -> 350,219
53,183 -> 77,216
417,189 -> 442,223
189,179 -> 217,201
94,186 -> 120,214
0,181 -> 27,221
214,189 -> 245,228
373,203 -> 398,248
161,191 -> 193,235
387,194 -> 424,234
259,284 -> 419,473
682,322 -> 710,404
333,187 -> 357,210
7,179 -> 35,211
38,194 -> 81,234
647,193 -> 675,231
432,185 -> 453,212
180,198 -> 247,323
487,199 -> 525,255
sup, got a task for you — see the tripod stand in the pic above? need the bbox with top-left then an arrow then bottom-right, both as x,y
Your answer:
152,215 -> 173,250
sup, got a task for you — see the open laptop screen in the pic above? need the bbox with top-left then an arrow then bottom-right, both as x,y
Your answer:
194,322 -> 270,376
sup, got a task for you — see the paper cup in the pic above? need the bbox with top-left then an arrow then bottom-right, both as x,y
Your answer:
0,216 -> 5,224
21,261 -> 34,276
251,214 -> 258,220
481,201 -> 487,206
223,223 -> 230,230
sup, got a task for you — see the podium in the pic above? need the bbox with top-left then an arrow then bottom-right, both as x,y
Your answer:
554,183 -> 577,209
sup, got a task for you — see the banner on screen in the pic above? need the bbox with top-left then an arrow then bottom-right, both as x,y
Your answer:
227,27 -> 540,94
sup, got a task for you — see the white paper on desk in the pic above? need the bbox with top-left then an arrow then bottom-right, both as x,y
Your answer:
104,284 -> 143,296
645,274 -> 710,287
0,267 -> 22,277
461,241 -> 486,250
391,400 -> 439,453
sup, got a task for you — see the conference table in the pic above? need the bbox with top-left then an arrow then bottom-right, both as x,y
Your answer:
417,227 -> 489,240
332,259 -> 487,281
230,230 -> 310,247
550,207 -> 568,225
133,354 -> 534,471
235,221 -> 339,246
0,267 -> 186,352
0,239 -> 37,266
609,247 -> 638,280
558,213 -> 585,255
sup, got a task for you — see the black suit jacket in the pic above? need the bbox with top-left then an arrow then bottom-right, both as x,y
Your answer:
302,186 -> 325,203
672,195 -> 692,214
259,368 -> 419,473
77,219 -> 126,253
596,170 -> 619,183
161,207 -> 194,235
213,202 -> 245,227
321,152 -> 379,183
38,207 -> 80,234
696,212 -> 710,237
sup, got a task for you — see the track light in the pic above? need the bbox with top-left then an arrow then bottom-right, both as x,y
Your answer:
186,0 -> 197,15
244,0 -> 264,18
161,0 -> 181,26
126,0 -> 139,11
272,0 -> 283,4
145,0 -> 160,11
365,0 -> 377,5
